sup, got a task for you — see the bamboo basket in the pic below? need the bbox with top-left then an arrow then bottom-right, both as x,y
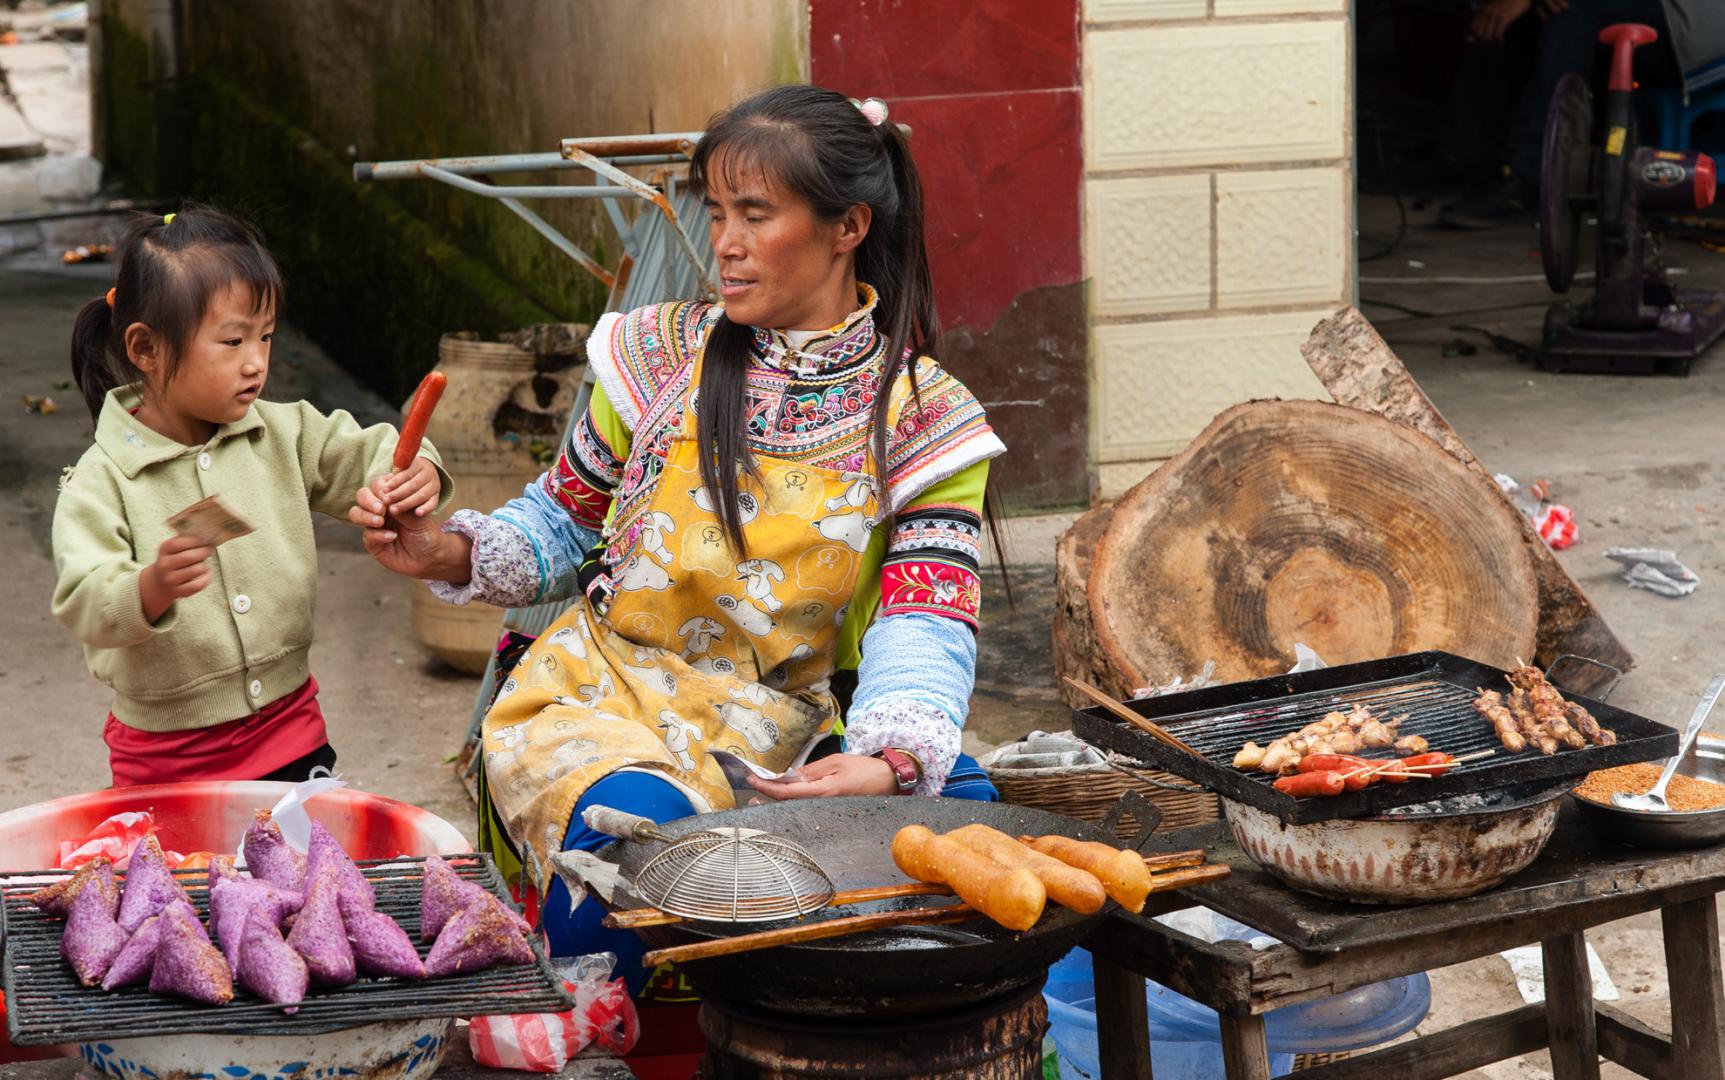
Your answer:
983,740 -> 1219,840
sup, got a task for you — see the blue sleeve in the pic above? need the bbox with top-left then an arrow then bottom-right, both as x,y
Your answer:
431,477 -> 603,608
848,611 -> 977,728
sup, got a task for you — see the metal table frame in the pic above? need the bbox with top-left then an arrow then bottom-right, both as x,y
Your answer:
1092,812 -> 1725,1080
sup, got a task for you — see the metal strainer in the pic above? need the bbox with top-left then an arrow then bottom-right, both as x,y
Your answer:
583,805 -> 836,923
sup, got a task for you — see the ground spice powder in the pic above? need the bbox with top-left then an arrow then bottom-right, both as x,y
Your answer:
1574,763 -> 1725,812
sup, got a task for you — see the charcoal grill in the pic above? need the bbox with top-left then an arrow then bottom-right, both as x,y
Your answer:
0,853 -> 574,1046
1072,651 -> 1676,825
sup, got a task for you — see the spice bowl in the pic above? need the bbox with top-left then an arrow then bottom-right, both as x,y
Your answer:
1573,734 -> 1725,850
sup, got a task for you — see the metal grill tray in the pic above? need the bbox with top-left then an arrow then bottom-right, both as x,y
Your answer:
0,852 -> 575,1045
1071,651 -> 1676,825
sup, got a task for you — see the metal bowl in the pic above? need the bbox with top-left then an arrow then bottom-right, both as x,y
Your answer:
1224,778 -> 1571,904
1571,735 -> 1725,850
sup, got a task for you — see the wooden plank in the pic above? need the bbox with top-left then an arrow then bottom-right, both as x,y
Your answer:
1542,932 -> 1601,1080
1664,896 -> 1725,1080
1292,1003 -> 1549,1080
1596,1003 -> 1672,1080
1093,953 -> 1154,1080
1157,805 -> 1725,954
1219,1014 -> 1274,1080
1092,912 -> 1256,1017
1300,306 -> 1632,689
1244,882 -> 1720,1015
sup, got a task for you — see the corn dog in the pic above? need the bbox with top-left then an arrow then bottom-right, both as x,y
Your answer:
1018,834 -> 1152,913
891,825 -> 1046,931
944,824 -> 1107,915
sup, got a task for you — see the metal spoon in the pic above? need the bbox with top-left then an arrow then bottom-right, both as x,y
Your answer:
1614,674 -> 1725,813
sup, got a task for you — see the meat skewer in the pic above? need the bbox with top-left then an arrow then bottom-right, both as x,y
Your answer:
1473,689 -> 1527,753
1242,705 -> 1401,775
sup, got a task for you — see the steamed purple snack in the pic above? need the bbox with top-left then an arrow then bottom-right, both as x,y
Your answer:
424,896 -> 533,977
237,908 -> 309,1011
286,864 -> 355,986
420,855 -> 530,942
210,875 -> 304,972
208,855 -> 244,888
345,908 -> 425,979
308,821 -> 376,920
243,811 -> 307,892
117,836 -> 190,934
61,873 -> 128,986
149,901 -> 233,1004
101,913 -> 163,991
31,858 -> 119,917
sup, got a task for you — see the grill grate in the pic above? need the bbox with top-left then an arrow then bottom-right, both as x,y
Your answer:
1072,651 -> 1677,825
0,852 -> 575,1046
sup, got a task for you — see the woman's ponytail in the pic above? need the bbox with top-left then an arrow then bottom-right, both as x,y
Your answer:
70,297 -> 125,421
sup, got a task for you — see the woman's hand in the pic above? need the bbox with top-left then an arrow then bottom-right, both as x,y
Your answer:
348,479 -> 472,583
747,753 -> 899,800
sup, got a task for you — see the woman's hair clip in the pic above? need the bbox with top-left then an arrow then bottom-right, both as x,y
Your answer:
162,212 -> 176,225
105,287 -> 115,309
850,97 -> 889,127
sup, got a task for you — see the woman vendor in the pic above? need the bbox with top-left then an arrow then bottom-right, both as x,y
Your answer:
354,84 -> 1006,969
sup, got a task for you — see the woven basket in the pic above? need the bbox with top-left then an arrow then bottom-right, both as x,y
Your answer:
986,752 -> 1219,841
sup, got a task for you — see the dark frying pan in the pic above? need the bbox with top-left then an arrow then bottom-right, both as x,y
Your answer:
597,793 -> 1161,1018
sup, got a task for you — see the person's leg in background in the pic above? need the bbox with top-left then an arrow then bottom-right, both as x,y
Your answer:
539,771 -> 695,996
1443,0 -> 1680,227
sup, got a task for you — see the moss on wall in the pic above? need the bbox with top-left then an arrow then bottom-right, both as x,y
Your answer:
101,12 -> 155,195
188,73 -> 556,402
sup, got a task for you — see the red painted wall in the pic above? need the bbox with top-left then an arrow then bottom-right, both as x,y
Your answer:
809,0 -> 1088,508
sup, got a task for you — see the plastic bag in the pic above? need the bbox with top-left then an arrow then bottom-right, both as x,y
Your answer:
58,812 -> 159,870
236,776 -> 346,865
467,953 -> 639,1071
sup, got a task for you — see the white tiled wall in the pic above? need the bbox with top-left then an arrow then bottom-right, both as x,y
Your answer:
1083,6 -> 1353,498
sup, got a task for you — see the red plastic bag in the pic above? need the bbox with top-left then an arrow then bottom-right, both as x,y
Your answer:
57,812 -> 159,870
468,954 -> 639,1071
1534,504 -> 1577,550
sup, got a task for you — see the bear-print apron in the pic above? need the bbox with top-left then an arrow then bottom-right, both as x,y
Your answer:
479,351 -> 880,891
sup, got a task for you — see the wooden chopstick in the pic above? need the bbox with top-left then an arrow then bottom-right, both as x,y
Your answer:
1144,863 -> 1230,894
639,902 -> 978,966
604,881 -> 953,930
1144,849 -> 1206,872
1064,676 -> 1205,758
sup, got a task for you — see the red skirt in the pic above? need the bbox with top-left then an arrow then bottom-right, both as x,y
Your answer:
105,677 -> 329,787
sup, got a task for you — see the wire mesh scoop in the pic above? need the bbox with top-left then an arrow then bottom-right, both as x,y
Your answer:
582,805 -> 836,923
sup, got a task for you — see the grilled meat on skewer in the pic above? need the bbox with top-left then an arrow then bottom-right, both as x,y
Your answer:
1394,734 -> 1429,756
1233,742 -> 1267,770
1245,704 -> 1401,775
1566,701 -> 1615,745
1474,689 -> 1527,753
1507,688 -> 1560,755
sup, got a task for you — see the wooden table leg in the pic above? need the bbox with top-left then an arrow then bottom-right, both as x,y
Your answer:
1093,952 -> 1154,1080
1664,895 -> 1725,1080
1220,1014 -> 1274,1080
1542,931 -> 1600,1080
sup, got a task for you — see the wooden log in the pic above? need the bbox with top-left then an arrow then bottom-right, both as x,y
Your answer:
1054,503 -> 1121,705
1088,400 -> 1540,689
1301,307 -> 1632,692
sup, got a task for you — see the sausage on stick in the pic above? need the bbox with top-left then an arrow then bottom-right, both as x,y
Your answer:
891,825 -> 1046,931
393,371 -> 448,472
945,825 -> 1106,915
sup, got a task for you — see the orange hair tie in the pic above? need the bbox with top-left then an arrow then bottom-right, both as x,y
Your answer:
105,287 -> 115,308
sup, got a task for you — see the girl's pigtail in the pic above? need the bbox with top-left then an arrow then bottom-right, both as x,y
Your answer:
71,297 -> 119,421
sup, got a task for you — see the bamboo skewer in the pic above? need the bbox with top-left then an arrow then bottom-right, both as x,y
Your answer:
1064,676 -> 1204,758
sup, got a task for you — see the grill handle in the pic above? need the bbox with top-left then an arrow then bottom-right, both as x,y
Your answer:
1102,790 -> 1167,854
1545,654 -> 1624,701
582,805 -> 675,845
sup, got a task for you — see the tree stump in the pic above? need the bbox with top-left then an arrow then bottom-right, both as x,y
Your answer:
1301,307 -> 1632,692
1053,504 -> 1118,707
1086,400 -> 1541,689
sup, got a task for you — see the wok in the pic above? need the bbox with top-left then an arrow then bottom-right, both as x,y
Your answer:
597,794 -> 1160,1018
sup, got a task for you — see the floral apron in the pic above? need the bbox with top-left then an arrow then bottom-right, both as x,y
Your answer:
478,350 -> 880,891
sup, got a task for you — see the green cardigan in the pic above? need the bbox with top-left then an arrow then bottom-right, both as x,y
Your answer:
52,385 -> 451,732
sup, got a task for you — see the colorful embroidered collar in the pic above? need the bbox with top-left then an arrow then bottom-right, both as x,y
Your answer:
750,284 -> 882,376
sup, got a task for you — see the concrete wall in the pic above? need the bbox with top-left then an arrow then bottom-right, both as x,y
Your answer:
1082,0 -> 1351,497
98,0 -> 807,400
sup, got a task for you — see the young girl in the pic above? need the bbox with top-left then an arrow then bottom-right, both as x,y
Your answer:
52,207 -> 450,787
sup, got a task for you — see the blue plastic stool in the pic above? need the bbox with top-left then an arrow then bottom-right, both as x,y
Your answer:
1043,947 -> 1432,1080
1646,79 -> 1725,152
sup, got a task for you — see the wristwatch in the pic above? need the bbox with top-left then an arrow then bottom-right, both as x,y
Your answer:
875,747 -> 923,795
